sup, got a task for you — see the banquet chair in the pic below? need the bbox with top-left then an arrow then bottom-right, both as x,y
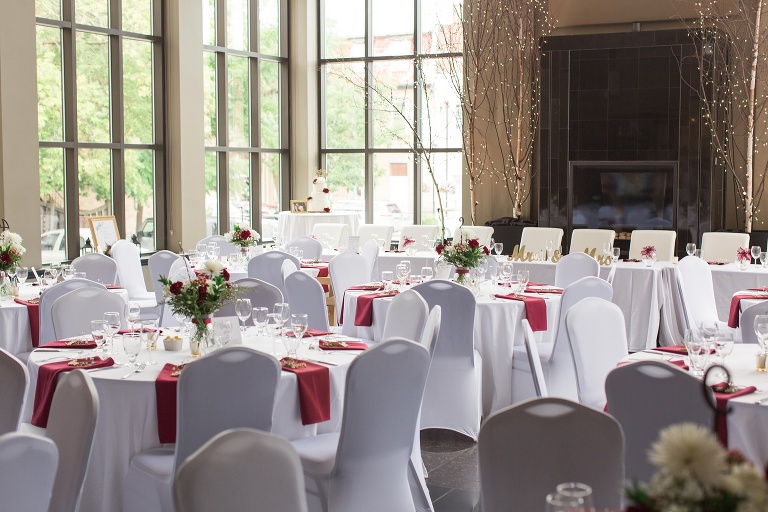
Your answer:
419,306 -> 442,355
700,231 -> 750,263
110,240 -> 157,317
519,227 -> 564,257
248,251 -> 301,299
70,252 -> 117,285
382,289 -> 429,342
329,252 -> 371,326
285,236 -> 323,261
479,255 -> 499,277
740,300 -> 768,343
285,271 -> 331,332
677,256 -> 740,339
521,320 -> 548,398
311,223 -> 350,249
197,234 -> 239,258
565,297 -> 628,410
554,252 -> 600,288
281,259 -> 298,281
569,228 -> 616,254
361,239 -> 380,280
399,225 -> 440,248
628,229 -> 677,262
46,370 -> 99,512
605,361 -> 714,483
174,428 -> 308,512
51,287 -> 127,340
124,347 -> 281,512
39,278 -> 106,345
411,280 -> 481,440
478,397 -> 624,512
0,432 -> 58,512
148,251 -> 180,324
290,339 -> 430,512
455,226 -> 494,247
357,224 -> 394,250
214,278 -> 283,318
0,349 -> 29,435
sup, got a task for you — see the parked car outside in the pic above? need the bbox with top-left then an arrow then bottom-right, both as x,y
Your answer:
41,228 -> 92,264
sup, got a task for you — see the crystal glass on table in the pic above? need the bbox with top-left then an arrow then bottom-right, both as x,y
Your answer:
91,320 -> 107,352
396,264 -> 409,290
500,262 -> 514,287
213,318 -> 232,348
274,302 -> 290,344
381,271 -> 394,292
493,242 -> 503,260
288,314 -> 307,356
266,313 -> 283,356
252,307 -> 268,335
754,315 -> 768,354
752,245 -> 762,265
554,482 -> 594,512
126,302 -> 141,331
140,319 -> 159,365
122,332 -> 142,366
15,266 -> 27,288
714,332 -> 734,365
761,251 -> 768,268
103,311 -> 121,355
235,298 -> 252,331
544,492 -> 588,512
686,243 -> 696,257
612,247 -> 620,264
421,266 -> 433,282
545,240 -> 554,261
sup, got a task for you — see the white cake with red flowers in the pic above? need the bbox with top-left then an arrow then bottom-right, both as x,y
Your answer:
307,169 -> 331,212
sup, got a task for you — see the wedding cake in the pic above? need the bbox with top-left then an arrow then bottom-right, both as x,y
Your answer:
307,169 -> 331,212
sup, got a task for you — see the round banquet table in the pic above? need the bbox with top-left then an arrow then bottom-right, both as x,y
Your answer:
277,211 -> 359,243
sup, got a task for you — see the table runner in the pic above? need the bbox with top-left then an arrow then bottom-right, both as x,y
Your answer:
319,339 -> 368,350
713,382 -> 757,446
279,359 -> 331,425
14,298 -> 40,347
493,293 -> 548,331
32,357 -> 115,427
337,284 -> 385,325
728,294 -> 766,328
351,291 -> 399,326
41,338 -> 97,349
155,363 -> 181,443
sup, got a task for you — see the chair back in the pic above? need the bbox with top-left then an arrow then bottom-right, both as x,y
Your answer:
628,230 -> 677,262
565,297 -> 628,409
284,272 -> 330,331
382,289 -> 429,341
311,223 -> 350,249
284,236 -> 323,261
281,259 -> 298,281
173,428 -> 307,512
700,232 -> 750,263
520,227 -> 564,256
333,339 -> 430,511
570,228 -> 616,254
605,361 -> 714,483
676,255 -> 719,330
0,432 -> 58,512
455,226 -> 494,247
247,251 -> 300,298
419,306 -> 441,356
0,349 -> 28,435
46,371 -> 99,512
198,235 -> 239,258
357,224 -> 394,249
111,240 -> 151,297
51,287 -> 127,340
554,277 -> 613,357
521,320 -> 548,398
148,250 -> 180,304
329,252 -> 371,325
39,278 -> 106,344
70,253 -> 117,285
411,280 -> 476,361
167,257 -> 195,282
479,397 -> 624,512
175,347 -> 281,472
214,278 -> 283,318
399,225 -> 439,247
740,300 -> 768,343
554,252 -> 600,288
360,239 -> 380,280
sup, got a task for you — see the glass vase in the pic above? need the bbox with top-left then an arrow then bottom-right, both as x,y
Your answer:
0,271 -> 10,297
190,314 -> 214,357
455,267 -> 470,285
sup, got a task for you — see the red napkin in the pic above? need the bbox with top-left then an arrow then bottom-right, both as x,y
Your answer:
352,291 -> 399,326
14,298 -> 40,347
280,359 -> 331,425
617,358 -> 689,371
347,284 -> 385,292
494,293 -> 548,331
117,328 -> 157,335
302,263 -> 329,291
749,288 -> 768,292
319,339 -> 368,350
32,357 -> 115,427
654,345 -> 689,355
41,339 -> 98,349
708,261 -> 727,265
284,329 -> 334,338
728,294 -> 765,328
622,258 -> 642,263
712,382 -> 757,446
155,363 -> 183,443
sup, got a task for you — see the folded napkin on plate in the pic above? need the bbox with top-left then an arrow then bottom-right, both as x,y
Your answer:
712,382 -> 757,446
351,291 -> 399,327
525,286 -> 563,294
32,357 -> 115,428
728,294 -> 766,328
347,283 -> 385,292
653,345 -> 689,355
14,298 -> 40,347
319,339 -> 368,350
41,338 -> 98,349
494,293 -> 548,331
280,358 -> 331,425
708,261 -> 727,265
117,328 -> 158,335
284,329 -> 334,338
749,287 -> 768,292
155,363 -> 185,443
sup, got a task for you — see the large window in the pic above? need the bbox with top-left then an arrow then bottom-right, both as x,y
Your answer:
36,0 -> 165,263
320,0 -> 463,240
203,0 -> 289,242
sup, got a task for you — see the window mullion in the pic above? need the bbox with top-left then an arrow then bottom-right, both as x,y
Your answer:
63,0 -> 81,259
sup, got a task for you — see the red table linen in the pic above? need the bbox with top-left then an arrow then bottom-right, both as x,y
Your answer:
728,294 -> 765,328
41,339 -> 97,349
280,359 -> 331,425
155,363 -> 181,443
712,382 -> 757,446
654,345 -> 689,355
352,291 -> 399,326
32,357 -> 115,427
319,339 -> 368,350
14,298 -> 40,347
494,293 -> 548,331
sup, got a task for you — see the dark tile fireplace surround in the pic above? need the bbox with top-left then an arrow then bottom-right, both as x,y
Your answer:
537,29 -> 725,256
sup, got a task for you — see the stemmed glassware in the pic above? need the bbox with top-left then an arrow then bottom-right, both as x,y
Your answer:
714,333 -> 734,365
122,332 -> 142,367
252,307 -> 268,335
421,266 -> 433,282
493,242 -> 503,260
488,264 -> 499,284
15,267 -> 27,289
752,245 -> 763,266
396,264 -> 409,290
761,252 -> 768,268
517,270 -> 529,292
549,483 -> 594,512
754,315 -> 768,353
266,313 -> 283,356
612,247 -> 620,264
235,298 -> 252,331
602,242 -> 612,259
545,240 -> 554,261
91,320 -> 106,352
381,271 -> 394,292
140,319 -> 159,365
501,262 -> 514,287
103,311 -> 121,355
274,302 -> 290,347
126,302 -> 141,332
288,314 -> 308,356
686,243 -> 696,257
213,319 -> 232,348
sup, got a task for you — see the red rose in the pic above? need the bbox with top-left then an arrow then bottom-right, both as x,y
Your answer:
436,243 -> 444,255
222,268 -> 230,281
240,230 -> 251,240
313,179 -> 318,184
169,281 -> 183,295
307,196 -> 313,201
468,239 -> 479,249
483,246 -> 490,255
197,285 -> 208,303
323,207 -> 331,212
0,253 -> 10,265
322,188 -> 329,194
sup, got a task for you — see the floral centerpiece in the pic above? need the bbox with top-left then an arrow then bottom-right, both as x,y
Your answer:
737,247 -> 751,269
0,231 -> 24,296
402,236 -> 416,255
436,235 -> 490,284
224,225 -> 260,248
641,245 -> 657,266
626,423 -> 768,512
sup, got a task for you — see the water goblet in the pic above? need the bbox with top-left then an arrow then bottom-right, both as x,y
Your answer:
421,266 -> 433,282
493,242 -> 503,259
61,266 -> 73,280
15,267 -> 28,288
612,247 -> 620,264
266,313 -> 283,356
501,262 -> 514,286
761,252 -> 768,268
140,319 -> 159,365
288,314 -> 308,356
42,269 -> 55,290
752,245 -> 762,266
699,320 -> 719,345
235,298 -> 252,331
289,247 -> 299,258
126,302 -> 141,332
602,242 -> 612,258
420,235 -> 430,251
400,260 -> 411,276
714,332 -> 734,365
211,246 -> 221,261
488,264 -> 499,284
297,249 -> 304,262
396,264 -> 409,289
274,303 -> 290,344
754,315 -> 768,352
381,271 -> 394,292
103,311 -> 121,355
517,270 -> 529,290
688,339 -> 708,377
91,320 -> 106,352
122,333 -> 142,367
545,492 -> 586,512
49,266 -> 61,283
555,483 -> 594,512
545,240 -> 554,261
252,307 -> 268,335
686,243 -> 696,257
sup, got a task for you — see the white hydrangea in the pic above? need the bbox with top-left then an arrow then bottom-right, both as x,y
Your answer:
201,259 -> 224,277
0,231 -> 25,256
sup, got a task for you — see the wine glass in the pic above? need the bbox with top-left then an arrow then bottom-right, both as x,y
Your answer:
15,267 -> 27,288
288,314 -> 308,356
493,242 -> 503,259
274,303 -> 290,345
49,266 -> 61,283
396,264 -> 409,289
61,266 -> 73,280
381,271 -> 394,292
686,243 -> 696,257
235,298 -> 252,331
122,332 -> 142,367
488,264 -> 499,284
252,307 -> 268,335
699,320 -> 719,345
612,247 -> 620,264
126,302 -> 141,332
752,245 -> 762,266
688,338 -> 708,377
554,483 -> 594,512
140,319 -> 159,365
602,242 -> 612,258
91,320 -> 106,352
761,252 -> 768,268
421,266 -> 433,282
42,269 -> 56,290
501,262 -> 514,287
266,313 -> 283,356
755,315 -> 768,352
517,270 -> 529,291
103,311 -> 121,355
400,260 -> 411,276
714,332 -> 734,365
545,493 -> 587,512
545,240 -> 554,261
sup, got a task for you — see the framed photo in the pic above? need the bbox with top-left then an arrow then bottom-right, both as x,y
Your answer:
290,200 -> 308,213
87,216 -> 120,253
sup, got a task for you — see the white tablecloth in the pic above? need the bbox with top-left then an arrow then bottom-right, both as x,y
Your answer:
340,283 -> 561,414
277,211 -> 359,242
374,251 -> 442,279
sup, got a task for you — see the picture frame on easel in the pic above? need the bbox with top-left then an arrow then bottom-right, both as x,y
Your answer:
87,216 -> 120,254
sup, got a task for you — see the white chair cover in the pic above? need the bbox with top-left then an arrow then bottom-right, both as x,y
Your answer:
382,289 -> 429,342
740,300 -> 768,343
329,252 -> 371,325
311,223 -> 350,249
110,241 -> 157,319
281,259 -> 299,281
357,224 -> 394,249
124,347 -> 281,512
39,278 -> 106,345
554,252 -> 599,288
399,225 -> 439,248
419,306 -> 441,356
677,256 -> 740,338
0,349 -> 28,435
70,253 -> 118,285
519,227 -> 564,256
285,236 -> 323,261
167,257 -> 195,282
521,320 -> 547,398
628,229 -> 677,262
285,272 -> 331,331
605,361 -> 714,483
360,239 -> 380,280
174,428 -> 308,512
0,432 -> 58,512
291,339 -> 430,512
197,235 -> 239,258
565,297 -> 628,409
46,370 -> 99,512
411,280 -> 481,440
700,232 -> 750,263
248,251 -> 300,299
51,287 -> 127,340
478,397 -> 624,512
148,251 -> 180,320
455,226 -> 494,247
214,278 -> 283,318
569,228 -> 615,254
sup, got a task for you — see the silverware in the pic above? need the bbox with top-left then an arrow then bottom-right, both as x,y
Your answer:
303,358 -> 338,367
87,365 -> 122,372
754,396 -> 768,404
120,362 -> 147,379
